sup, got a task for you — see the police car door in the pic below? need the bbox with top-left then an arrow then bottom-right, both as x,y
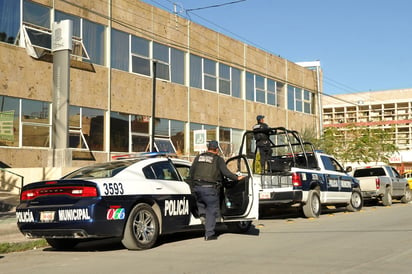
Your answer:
222,155 -> 259,220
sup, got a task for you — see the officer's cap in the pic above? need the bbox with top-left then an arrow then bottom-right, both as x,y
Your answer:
256,115 -> 265,121
207,140 -> 219,150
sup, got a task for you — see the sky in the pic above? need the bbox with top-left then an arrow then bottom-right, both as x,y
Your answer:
142,0 -> 412,96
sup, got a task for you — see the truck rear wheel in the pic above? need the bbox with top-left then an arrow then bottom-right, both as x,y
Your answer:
401,188 -> 412,203
302,190 -> 321,218
346,189 -> 363,212
382,187 -> 392,206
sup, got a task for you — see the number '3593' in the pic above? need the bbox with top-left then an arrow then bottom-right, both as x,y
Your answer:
103,183 -> 124,195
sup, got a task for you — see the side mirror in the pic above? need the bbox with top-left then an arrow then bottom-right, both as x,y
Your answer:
346,166 -> 353,173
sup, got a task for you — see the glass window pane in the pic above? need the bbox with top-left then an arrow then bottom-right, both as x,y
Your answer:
0,96 -> 19,146
256,90 -> 265,103
287,85 -> 295,110
132,135 -> 149,152
22,99 -> 49,124
219,63 -> 230,79
23,0 -> 50,28
232,68 -> 241,98
111,29 -> 129,71
155,62 -> 170,81
131,115 -> 150,133
131,36 -> 149,56
55,11 -> 81,37
82,107 -> 104,151
246,72 -> 254,101
267,93 -> 275,105
155,118 -> 169,137
171,48 -> 184,84
267,79 -> 275,92
110,112 -> 129,152
22,125 -> 49,147
203,59 -> 216,75
0,0 -> 20,44
190,54 -> 202,88
204,75 -> 216,91
171,120 -> 184,155
153,42 -> 169,63
256,75 -> 264,89
219,79 -> 230,95
83,19 -> 105,65
132,56 -> 150,76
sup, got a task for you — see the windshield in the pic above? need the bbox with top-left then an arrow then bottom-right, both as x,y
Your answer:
62,160 -> 138,179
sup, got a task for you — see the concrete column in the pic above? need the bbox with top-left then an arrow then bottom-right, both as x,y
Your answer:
49,20 -> 73,167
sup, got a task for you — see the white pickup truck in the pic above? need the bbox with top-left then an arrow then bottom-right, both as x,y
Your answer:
352,165 -> 412,206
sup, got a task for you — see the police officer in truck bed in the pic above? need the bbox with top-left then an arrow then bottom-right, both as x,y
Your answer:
189,140 -> 244,241
253,115 -> 272,173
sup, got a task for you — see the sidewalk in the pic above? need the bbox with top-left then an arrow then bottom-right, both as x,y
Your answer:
0,192 -> 33,243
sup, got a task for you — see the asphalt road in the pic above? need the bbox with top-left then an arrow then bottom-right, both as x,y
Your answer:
1,203 -> 412,274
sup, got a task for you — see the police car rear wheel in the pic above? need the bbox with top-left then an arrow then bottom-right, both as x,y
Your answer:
122,203 -> 159,250
227,221 -> 252,233
46,238 -> 80,250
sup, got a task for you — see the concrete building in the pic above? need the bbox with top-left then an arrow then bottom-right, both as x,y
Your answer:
322,89 -> 412,171
0,0 -> 322,191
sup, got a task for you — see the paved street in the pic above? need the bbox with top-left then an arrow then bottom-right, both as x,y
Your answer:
1,202 -> 412,274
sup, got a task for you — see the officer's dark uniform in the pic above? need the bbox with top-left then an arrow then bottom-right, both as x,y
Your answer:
189,141 -> 239,240
253,115 -> 271,173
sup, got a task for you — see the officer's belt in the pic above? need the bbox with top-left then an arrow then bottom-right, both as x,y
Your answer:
194,179 -> 218,188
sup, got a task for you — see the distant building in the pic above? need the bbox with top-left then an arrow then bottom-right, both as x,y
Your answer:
322,89 -> 412,171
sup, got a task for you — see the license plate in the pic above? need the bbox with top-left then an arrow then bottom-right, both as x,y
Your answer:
259,192 -> 271,200
40,211 -> 55,222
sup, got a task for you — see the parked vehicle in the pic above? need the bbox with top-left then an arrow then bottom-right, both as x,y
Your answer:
237,127 -> 363,218
16,153 -> 259,250
403,170 -> 412,190
352,165 -> 412,206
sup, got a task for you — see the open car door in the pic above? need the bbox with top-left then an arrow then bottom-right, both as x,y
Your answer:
221,155 -> 259,221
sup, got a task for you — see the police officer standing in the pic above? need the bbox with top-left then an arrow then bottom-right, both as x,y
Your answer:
253,115 -> 272,173
189,140 -> 245,241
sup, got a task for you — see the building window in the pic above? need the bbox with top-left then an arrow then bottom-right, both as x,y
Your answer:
0,0 -> 20,44
131,36 -> 150,76
23,0 -> 50,28
111,29 -> 129,71
189,123 -> 216,154
203,58 -> 217,91
154,118 -> 185,155
232,67 -> 241,98
255,75 -> 265,103
83,19 -> 105,65
0,96 -> 19,147
131,115 -> 150,152
171,48 -> 185,85
219,63 -> 231,95
190,54 -> 202,89
267,79 -> 276,106
246,72 -> 254,101
304,90 -> 313,114
153,42 -> 170,81
69,106 -> 104,151
21,99 -> 50,147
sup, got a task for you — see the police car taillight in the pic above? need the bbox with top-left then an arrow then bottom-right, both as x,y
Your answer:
292,173 -> 302,187
21,186 -> 98,200
376,178 -> 380,190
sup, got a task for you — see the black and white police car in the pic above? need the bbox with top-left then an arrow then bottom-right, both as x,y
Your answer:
16,153 -> 259,250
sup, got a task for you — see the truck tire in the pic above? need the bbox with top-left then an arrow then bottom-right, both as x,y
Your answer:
382,187 -> 392,206
401,187 -> 412,203
346,189 -> 363,212
302,190 -> 321,218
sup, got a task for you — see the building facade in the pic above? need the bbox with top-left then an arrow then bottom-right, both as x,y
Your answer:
322,89 -> 412,171
0,0 -> 321,170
